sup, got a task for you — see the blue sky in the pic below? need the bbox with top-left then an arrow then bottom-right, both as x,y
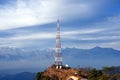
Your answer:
0,0 -> 120,50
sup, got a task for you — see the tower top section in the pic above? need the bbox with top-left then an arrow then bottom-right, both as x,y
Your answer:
57,19 -> 60,30
57,19 -> 59,23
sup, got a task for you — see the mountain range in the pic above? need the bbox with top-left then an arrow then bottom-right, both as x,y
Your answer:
0,46 -> 120,73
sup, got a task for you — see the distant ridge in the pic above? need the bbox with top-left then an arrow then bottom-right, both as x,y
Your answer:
0,46 -> 120,68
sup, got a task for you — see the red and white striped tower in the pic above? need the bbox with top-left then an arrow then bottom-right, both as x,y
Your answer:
54,19 -> 62,68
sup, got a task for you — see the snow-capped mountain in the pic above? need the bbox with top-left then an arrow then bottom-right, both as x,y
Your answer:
0,46 -> 120,71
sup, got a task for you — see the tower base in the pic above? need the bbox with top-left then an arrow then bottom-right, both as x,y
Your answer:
56,65 -> 62,69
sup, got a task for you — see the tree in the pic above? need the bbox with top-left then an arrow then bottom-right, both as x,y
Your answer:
88,68 -> 102,80
112,74 -> 120,80
35,72 -> 50,80
99,74 -> 110,80
103,66 -> 114,75
35,72 -> 43,80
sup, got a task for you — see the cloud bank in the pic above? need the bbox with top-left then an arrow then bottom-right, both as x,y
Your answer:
0,0 -> 120,50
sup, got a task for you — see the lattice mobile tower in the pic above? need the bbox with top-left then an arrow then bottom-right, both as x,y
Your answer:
54,19 -> 62,69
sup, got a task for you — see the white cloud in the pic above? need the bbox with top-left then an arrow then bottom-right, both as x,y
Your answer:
62,28 -> 105,35
0,31 -> 55,48
10,32 -> 55,40
99,41 -> 120,50
92,15 -> 120,29
80,36 -> 120,41
61,14 -> 120,50
0,0 -> 58,30
62,34 -> 120,42
1,28 -> 105,41
0,0 -> 120,50
0,0 -> 99,30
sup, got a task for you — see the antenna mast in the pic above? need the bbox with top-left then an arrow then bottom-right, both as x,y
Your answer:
54,19 -> 62,68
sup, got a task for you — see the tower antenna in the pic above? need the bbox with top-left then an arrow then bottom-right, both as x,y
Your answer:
54,19 -> 62,69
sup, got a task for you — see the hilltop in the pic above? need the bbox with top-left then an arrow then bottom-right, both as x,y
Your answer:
35,66 -> 120,80
35,65 -> 88,80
